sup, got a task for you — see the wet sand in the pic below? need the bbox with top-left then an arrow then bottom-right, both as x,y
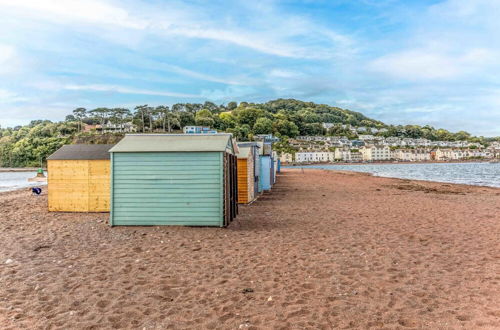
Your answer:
0,169 -> 499,329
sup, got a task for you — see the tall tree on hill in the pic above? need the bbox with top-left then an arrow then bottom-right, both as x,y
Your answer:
72,107 -> 87,132
227,101 -> 237,111
110,108 -> 131,132
134,105 -> 148,133
89,108 -> 109,134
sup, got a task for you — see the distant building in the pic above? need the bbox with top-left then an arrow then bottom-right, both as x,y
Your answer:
295,151 -> 334,163
183,126 -> 217,134
360,146 -> 391,161
279,153 -> 294,163
254,134 -> 280,143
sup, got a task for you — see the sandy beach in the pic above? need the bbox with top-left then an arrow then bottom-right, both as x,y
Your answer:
0,168 -> 499,329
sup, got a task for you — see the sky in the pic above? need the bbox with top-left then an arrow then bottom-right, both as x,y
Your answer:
0,0 -> 499,136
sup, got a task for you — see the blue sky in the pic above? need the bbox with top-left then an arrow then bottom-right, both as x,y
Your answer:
0,0 -> 499,136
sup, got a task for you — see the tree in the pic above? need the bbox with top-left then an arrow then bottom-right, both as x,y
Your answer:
253,117 -> 273,134
72,107 -> 87,132
227,101 -> 237,110
235,107 -> 265,127
273,119 -> 299,138
218,112 -> 237,130
89,108 -> 110,134
65,115 -> 76,122
134,105 -> 148,133
195,109 -> 215,127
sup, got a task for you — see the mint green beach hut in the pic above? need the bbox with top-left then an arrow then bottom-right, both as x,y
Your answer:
109,134 -> 238,227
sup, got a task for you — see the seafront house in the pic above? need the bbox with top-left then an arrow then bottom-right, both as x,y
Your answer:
360,146 -> 391,161
109,134 -> 238,227
391,148 -> 432,162
279,153 -> 294,163
47,144 -> 114,212
295,151 -> 334,163
334,147 -> 352,162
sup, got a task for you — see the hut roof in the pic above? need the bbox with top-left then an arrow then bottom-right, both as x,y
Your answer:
109,134 -> 235,154
236,146 -> 253,159
254,141 -> 272,155
236,142 -> 259,159
47,144 -> 114,160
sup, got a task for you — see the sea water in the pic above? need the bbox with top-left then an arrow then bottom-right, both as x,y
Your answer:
0,171 -> 47,192
290,162 -> 500,188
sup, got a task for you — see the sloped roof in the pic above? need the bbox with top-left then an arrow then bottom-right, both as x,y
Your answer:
47,144 -> 114,160
254,141 -> 272,155
236,142 -> 258,159
109,134 -> 235,153
236,146 -> 253,159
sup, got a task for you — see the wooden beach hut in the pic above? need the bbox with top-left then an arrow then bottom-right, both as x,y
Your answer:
257,142 -> 274,192
109,134 -> 238,227
236,142 -> 259,204
47,144 -> 114,212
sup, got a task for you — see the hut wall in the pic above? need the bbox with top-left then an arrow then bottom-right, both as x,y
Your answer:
237,158 -> 249,203
259,155 -> 272,191
247,152 -> 255,202
48,159 -> 110,212
236,153 -> 255,204
110,152 -> 224,226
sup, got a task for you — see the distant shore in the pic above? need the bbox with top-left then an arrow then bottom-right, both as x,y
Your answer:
283,159 -> 492,166
0,167 -> 45,172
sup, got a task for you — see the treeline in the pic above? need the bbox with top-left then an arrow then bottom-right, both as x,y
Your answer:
0,99 -> 496,167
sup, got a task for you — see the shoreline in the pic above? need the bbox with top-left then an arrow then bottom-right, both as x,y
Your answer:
0,167 -> 45,172
283,159 -> 492,166
284,162 -> 500,189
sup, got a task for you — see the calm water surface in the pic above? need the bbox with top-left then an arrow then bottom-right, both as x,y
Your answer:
290,162 -> 500,188
0,171 -> 47,192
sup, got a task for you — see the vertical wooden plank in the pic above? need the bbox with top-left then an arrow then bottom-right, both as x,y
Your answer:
48,160 -> 90,212
88,160 -> 111,212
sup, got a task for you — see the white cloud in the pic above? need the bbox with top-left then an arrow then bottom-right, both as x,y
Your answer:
0,0 -> 353,59
369,48 -> 495,80
0,0 -> 147,29
0,44 -> 20,75
0,89 -> 29,103
63,84 -> 201,98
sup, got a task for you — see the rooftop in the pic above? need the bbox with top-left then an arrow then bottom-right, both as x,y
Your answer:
109,134 -> 235,153
47,144 -> 115,160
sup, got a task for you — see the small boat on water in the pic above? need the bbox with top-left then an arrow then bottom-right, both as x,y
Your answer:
28,168 -> 47,182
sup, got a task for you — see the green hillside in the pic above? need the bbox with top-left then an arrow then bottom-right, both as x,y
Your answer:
0,99 -> 495,167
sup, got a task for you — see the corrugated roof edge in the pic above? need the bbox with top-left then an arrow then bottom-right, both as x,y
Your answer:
47,144 -> 115,160
109,133 -> 236,154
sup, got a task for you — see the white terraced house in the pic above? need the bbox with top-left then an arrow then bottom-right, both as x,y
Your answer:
295,151 -> 334,163
391,149 -> 431,161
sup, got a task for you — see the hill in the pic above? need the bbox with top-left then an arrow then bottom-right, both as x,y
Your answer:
0,99 -> 496,167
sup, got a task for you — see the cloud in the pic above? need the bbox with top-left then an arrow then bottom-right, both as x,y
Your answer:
0,0 -> 147,29
0,44 -> 20,75
0,0 -> 352,59
63,84 -> 202,98
369,48 -> 496,80
0,89 -> 29,103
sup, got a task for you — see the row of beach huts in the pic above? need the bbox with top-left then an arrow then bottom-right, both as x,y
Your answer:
46,134 -> 279,227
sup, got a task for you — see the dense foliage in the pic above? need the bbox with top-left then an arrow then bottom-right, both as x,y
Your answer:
0,99 -> 497,167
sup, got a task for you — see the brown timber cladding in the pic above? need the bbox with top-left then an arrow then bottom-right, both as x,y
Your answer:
237,158 -> 249,203
48,160 -> 110,212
